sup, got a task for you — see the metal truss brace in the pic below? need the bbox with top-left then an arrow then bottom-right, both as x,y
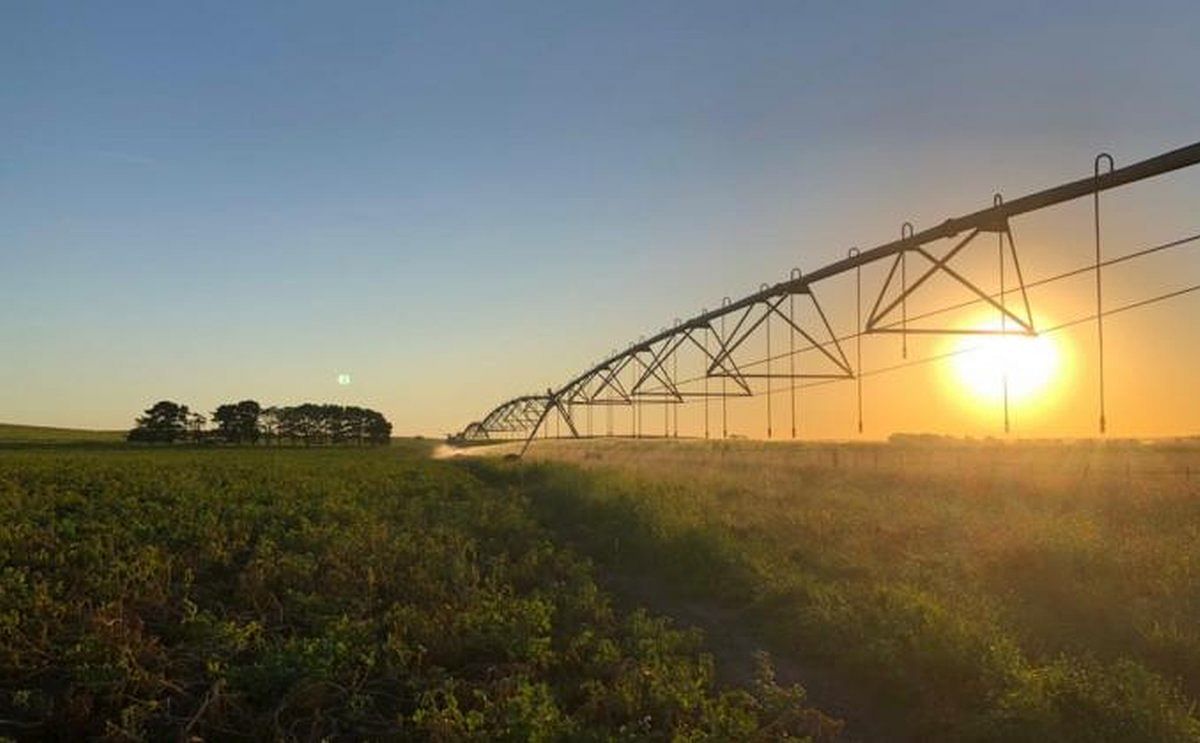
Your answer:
588,355 -> 636,402
630,334 -> 688,399
867,224 -> 1035,335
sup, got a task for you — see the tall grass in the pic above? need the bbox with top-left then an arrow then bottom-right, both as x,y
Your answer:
486,439 -> 1200,741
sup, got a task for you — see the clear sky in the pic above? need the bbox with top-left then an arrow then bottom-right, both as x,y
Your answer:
3,1 -> 1199,437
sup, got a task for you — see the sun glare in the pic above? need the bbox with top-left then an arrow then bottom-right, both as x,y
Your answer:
948,319 -> 1061,408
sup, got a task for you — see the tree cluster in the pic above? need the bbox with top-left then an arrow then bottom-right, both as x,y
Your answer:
127,400 -> 392,445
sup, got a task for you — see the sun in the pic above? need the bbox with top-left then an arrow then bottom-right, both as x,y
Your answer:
948,318 -> 1061,408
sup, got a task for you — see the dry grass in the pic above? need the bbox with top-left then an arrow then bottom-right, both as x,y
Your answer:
473,436 -> 1200,740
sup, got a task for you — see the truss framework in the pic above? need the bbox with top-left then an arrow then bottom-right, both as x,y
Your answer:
451,141 -> 1200,451
866,219 -> 1034,337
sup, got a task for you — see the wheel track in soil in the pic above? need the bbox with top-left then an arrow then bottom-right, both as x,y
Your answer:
597,569 -> 905,743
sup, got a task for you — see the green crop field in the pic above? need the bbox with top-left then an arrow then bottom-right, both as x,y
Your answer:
0,442 -> 832,741
5,436 -> 1200,741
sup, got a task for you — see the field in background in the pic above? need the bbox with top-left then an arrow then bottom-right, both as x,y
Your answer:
464,435 -> 1200,487
463,437 -> 1200,740
0,423 -> 124,445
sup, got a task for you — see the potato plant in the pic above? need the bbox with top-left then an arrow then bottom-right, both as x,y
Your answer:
0,446 -> 836,740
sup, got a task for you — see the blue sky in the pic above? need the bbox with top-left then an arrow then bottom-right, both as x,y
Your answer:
3,1 -> 1199,435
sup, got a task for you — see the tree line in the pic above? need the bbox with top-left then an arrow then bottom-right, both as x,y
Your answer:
127,400 -> 393,445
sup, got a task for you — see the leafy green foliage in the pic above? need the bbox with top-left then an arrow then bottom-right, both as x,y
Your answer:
0,447 -> 834,740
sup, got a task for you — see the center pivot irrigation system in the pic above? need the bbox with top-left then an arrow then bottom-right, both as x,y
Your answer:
454,141 -> 1200,456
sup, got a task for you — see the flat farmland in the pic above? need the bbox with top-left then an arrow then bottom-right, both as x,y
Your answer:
4,438 -> 1200,740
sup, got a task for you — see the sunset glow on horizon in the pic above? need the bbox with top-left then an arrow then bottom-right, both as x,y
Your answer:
3,3 -> 1199,438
